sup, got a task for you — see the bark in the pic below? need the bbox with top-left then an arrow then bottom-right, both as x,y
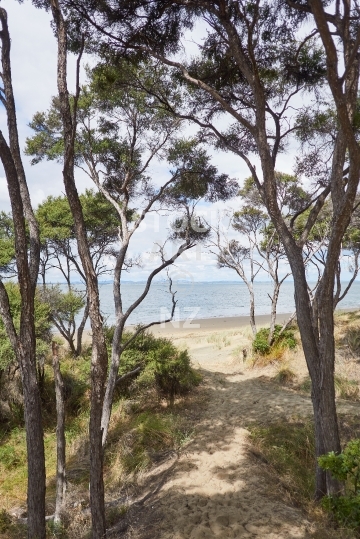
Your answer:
52,341 -> 66,523
50,2 -> 108,536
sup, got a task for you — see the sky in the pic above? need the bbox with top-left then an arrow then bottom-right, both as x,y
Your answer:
0,0 -> 358,285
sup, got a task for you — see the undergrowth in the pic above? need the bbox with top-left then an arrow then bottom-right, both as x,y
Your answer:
248,417 -> 360,538
252,324 -> 297,365
0,330 -> 202,538
298,375 -> 360,401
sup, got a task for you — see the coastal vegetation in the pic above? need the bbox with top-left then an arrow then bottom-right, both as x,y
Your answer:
0,1 -> 360,538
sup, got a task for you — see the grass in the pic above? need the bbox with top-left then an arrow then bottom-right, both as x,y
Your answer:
206,332 -> 231,349
248,416 -> 360,538
274,365 -> 297,385
248,419 -> 315,506
297,375 -> 360,401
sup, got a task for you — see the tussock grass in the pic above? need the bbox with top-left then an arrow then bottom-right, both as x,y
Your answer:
274,365 -> 297,385
206,332 -> 232,349
297,374 -> 360,401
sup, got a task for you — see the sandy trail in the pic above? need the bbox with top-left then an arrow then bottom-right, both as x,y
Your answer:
128,329 -> 360,539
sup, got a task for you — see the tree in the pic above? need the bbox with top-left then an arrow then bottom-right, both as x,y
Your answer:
0,8 -> 46,538
27,60 -> 237,447
34,190 -> 120,355
63,0 -> 360,499
26,3 -> 237,534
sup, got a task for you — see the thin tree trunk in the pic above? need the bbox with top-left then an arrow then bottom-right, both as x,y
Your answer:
50,3 -> 108,536
268,283 -> 280,345
248,283 -> 257,337
52,341 -> 66,523
76,297 -> 89,356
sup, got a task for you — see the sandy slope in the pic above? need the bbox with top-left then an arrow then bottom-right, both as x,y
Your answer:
125,326 -> 360,539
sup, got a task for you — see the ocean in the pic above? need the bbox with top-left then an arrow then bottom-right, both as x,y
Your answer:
81,280 -> 360,326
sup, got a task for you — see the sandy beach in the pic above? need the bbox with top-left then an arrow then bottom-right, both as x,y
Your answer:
127,312 -> 295,335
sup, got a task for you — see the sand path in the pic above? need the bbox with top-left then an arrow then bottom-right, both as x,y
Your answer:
129,332 -> 360,539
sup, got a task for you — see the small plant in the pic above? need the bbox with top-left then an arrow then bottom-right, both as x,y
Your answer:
120,412 -> 176,474
318,439 -> 360,532
344,328 -> 360,356
253,324 -> 297,357
46,520 -> 68,539
274,366 -> 297,385
0,510 -> 12,533
0,509 -> 26,538
106,504 -> 127,528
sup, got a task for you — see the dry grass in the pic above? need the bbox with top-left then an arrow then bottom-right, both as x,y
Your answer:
247,415 -> 360,539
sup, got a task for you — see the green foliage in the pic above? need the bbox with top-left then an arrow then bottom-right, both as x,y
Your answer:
0,283 -> 51,371
0,444 -> 24,469
319,440 -> 360,531
0,212 -> 15,272
107,329 -> 201,403
119,411 -> 181,474
150,343 -> 201,404
36,189 -> 120,248
253,324 -> 297,356
40,285 -> 85,327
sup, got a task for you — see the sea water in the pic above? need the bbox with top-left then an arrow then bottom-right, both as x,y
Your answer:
68,280 -> 360,326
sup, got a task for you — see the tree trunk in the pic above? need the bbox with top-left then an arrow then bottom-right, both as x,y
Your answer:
101,318 -> 125,446
50,3 -> 108,535
289,253 -> 342,498
0,9 -> 45,538
268,283 -> 280,345
0,132 -> 46,539
248,282 -> 257,337
76,297 -> 89,356
52,342 -> 66,523
19,345 -> 46,539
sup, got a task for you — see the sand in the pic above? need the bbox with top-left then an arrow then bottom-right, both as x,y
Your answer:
124,320 -> 360,539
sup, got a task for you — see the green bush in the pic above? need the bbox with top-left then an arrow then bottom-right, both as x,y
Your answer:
106,328 -> 201,403
151,343 -> 201,405
253,324 -> 297,356
318,439 -> 360,532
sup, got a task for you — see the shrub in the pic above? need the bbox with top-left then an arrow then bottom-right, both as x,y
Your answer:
106,328 -> 201,404
150,344 -> 201,405
253,324 -> 297,356
318,439 -> 360,532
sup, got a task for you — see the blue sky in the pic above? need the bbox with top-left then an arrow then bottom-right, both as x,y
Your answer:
0,0 -> 358,286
